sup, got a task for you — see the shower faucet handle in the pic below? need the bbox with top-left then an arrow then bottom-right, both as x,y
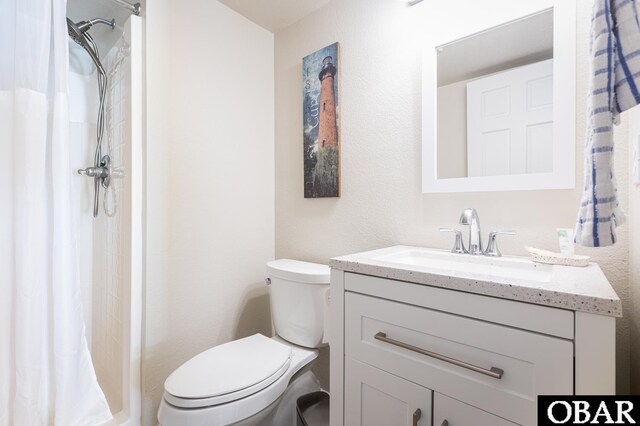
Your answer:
439,228 -> 467,254
78,166 -> 107,178
77,155 -> 112,217
78,155 -> 111,182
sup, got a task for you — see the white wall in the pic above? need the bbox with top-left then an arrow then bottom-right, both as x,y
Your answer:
275,0 -> 632,392
628,108 -> 640,393
144,0 -> 275,423
437,79 -> 468,178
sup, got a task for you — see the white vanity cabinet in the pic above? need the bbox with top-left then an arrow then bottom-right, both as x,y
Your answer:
344,290 -> 572,425
330,248 -> 620,426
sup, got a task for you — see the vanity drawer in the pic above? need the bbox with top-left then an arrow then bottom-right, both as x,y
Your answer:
344,272 -> 574,339
434,393 -> 517,426
344,292 -> 573,425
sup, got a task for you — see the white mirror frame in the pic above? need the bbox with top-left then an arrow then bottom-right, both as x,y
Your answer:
422,0 -> 576,193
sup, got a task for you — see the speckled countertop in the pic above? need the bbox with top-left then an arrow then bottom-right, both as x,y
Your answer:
329,245 -> 622,317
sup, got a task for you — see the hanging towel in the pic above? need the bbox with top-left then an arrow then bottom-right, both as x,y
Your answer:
576,0 -> 640,247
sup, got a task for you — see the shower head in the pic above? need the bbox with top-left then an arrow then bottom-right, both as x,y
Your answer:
67,18 -> 88,46
66,17 -> 114,75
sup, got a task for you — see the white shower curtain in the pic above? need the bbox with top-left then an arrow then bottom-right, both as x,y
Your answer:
0,0 -> 112,425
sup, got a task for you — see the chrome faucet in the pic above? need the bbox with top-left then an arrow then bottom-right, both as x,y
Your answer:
459,208 -> 484,255
441,208 -> 516,256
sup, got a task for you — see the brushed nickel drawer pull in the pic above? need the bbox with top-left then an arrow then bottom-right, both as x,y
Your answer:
374,332 -> 504,379
413,408 -> 421,426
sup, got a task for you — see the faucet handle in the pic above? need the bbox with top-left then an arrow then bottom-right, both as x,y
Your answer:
440,228 -> 467,254
485,230 -> 516,257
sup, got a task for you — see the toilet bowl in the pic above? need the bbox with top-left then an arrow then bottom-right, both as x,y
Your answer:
157,259 -> 330,426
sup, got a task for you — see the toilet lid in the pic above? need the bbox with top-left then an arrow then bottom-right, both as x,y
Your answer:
164,334 -> 292,402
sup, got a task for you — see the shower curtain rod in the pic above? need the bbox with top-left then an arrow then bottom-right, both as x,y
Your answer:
111,0 -> 141,16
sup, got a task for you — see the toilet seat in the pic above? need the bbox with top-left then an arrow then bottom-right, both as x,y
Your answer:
164,334 -> 292,408
158,336 -> 319,426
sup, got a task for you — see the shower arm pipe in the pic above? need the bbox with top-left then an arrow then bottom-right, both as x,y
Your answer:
110,0 -> 141,16
78,18 -> 116,31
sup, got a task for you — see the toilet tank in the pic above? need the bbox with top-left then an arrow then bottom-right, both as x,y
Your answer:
266,259 -> 330,348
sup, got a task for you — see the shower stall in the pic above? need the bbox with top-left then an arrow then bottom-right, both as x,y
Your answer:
67,0 -> 143,423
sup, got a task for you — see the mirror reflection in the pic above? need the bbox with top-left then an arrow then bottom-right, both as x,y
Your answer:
436,9 -> 554,179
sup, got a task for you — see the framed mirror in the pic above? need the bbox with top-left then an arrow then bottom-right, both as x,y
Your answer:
422,0 -> 576,193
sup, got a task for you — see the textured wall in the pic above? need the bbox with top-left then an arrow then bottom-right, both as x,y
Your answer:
628,108 -> 640,393
437,79 -> 469,179
275,0 -> 632,392
144,1 -> 275,424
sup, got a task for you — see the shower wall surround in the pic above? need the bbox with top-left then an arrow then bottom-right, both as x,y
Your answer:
91,36 -> 132,414
274,0 -> 635,392
69,15 -> 142,422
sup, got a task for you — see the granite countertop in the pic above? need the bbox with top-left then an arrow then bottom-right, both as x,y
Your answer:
329,245 -> 622,317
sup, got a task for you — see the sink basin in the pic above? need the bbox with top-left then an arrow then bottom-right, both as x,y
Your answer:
374,249 -> 553,284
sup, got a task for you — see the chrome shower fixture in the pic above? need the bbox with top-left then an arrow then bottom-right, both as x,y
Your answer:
66,18 -> 107,74
67,16 -> 115,217
111,0 -> 141,16
76,17 -> 116,32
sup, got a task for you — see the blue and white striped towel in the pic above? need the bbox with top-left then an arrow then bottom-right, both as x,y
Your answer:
576,0 -> 640,247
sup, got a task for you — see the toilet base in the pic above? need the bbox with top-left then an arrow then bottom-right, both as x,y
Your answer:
232,370 -> 321,426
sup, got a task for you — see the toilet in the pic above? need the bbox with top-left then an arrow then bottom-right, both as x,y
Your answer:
157,259 -> 330,426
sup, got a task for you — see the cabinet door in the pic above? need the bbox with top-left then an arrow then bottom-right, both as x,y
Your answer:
345,357 -> 432,426
434,393 -> 517,426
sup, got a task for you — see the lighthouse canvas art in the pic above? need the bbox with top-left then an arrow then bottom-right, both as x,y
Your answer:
303,42 -> 340,198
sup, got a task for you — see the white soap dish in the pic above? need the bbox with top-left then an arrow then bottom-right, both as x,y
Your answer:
525,246 -> 590,267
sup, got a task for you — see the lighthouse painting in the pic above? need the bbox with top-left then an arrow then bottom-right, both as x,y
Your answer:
303,42 -> 340,198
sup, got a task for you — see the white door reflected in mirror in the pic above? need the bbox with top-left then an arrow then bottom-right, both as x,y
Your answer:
423,0 -> 575,193
467,59 -> 553,177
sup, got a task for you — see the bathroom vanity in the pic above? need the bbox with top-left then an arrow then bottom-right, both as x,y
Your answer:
329,246 -> 621,426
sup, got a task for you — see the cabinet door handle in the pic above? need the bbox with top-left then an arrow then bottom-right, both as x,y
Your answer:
440,421 -> 449,426
374,332 -> 504,379
412,408 -> 421,426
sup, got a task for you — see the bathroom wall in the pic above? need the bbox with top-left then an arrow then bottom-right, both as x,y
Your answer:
628,108 -> 640,393
144,0 -> 275,423
437,80 -> 468,179
275,0 -> 633,392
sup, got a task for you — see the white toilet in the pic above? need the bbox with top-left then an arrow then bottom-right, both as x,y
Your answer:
157,259 -> 330,426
